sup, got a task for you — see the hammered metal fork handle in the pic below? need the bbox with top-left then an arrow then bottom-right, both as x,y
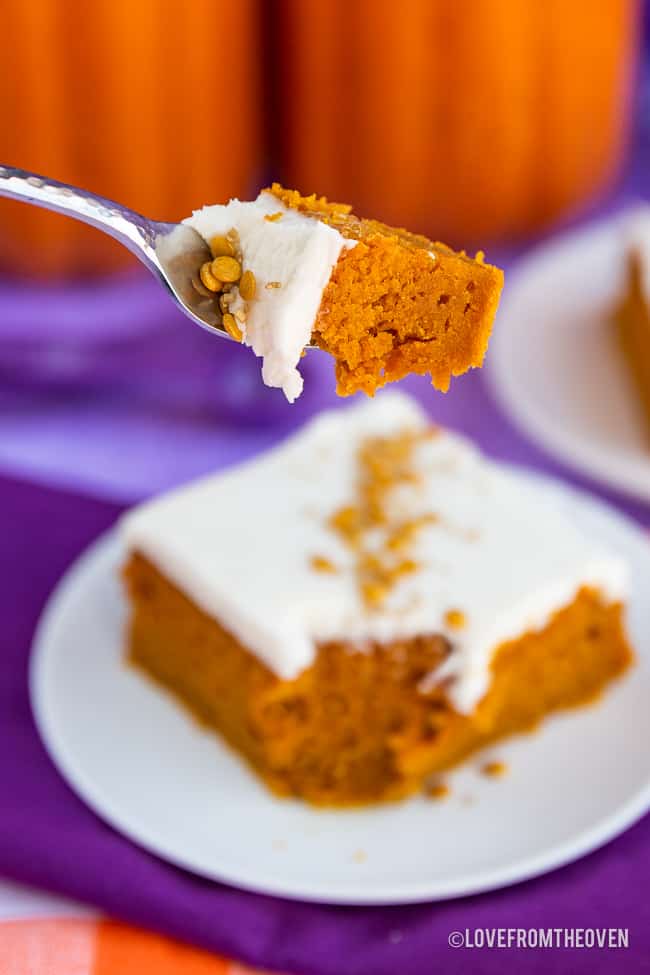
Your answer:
0,165 -> 164,272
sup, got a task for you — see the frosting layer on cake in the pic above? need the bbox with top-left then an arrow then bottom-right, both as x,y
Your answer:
121,392 -> 627,713
183,192 -> 353,402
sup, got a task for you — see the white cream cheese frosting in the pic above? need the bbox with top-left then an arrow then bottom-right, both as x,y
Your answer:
120,392 -> 628,714
183,192 -> 354,402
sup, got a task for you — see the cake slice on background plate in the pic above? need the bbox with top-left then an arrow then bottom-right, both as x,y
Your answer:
613,211 -> 650,437
183,185 -> 503,402
121,392 -> 632,806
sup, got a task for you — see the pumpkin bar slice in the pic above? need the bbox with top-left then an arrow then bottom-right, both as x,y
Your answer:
182,184 -> 503,401
121,392 -> 631,807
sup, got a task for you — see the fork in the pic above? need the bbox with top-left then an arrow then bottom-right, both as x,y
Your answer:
0,164 -> 237,339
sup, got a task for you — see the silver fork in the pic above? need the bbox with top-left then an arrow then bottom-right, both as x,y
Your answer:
0,164 -> 236,339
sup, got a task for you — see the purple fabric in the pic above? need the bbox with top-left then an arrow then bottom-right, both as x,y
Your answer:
0,270 -> 337,423
0,264 -> 395,500
1,415 -> 650,974
0,269 -> 344,500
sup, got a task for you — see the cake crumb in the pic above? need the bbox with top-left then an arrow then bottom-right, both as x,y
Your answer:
482,760 -> 508,778
212,255 -> 242,283
387,513 -> 438,551
264,211 -> 284,222
310,555 -> 338,574
199,260 -> 222,293
222,312 -> 243,343
352,849 -> 367,864
266,280 -> 282,289
361,580 -> 389,607
425,781 -> 450,801
239,269 -> 257,301
209,234 -> 236,258
329,504 -> 361,543
444,608 -> 467,629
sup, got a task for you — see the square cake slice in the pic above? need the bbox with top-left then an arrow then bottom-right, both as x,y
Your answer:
182,185 -> 503,401
121,393 -> 632,806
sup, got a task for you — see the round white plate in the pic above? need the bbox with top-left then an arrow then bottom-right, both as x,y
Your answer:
30,471 -> 650,905
487,212 -> 650,503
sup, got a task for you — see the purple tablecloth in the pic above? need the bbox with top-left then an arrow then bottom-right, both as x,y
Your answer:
2,444 -> 650,973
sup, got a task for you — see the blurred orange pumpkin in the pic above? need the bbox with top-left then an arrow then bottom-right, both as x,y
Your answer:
277,0 -> 640,245
0,0 -> 263,277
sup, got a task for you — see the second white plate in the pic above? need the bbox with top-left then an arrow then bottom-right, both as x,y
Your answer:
30,470 -> 650,904
487,212 -> 650,502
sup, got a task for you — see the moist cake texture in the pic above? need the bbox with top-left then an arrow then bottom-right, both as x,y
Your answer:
270,185 -> 503,397
121,393 -> 632,805
182,186 -> 503,401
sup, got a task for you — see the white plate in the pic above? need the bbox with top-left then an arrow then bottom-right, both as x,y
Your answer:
487,213 -> 650,502
30,471 -> 650,905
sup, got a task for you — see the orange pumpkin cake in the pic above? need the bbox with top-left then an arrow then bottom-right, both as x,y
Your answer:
613,218 -> 650,436
120,393 -> 632,806
181,185 -> 503,401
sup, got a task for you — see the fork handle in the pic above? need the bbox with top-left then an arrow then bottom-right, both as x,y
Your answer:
0,164 -> 159,266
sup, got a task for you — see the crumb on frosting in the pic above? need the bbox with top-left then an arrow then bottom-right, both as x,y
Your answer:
310,555 -> 338,574
445,609 -> 467,629
328,427 -> 438,611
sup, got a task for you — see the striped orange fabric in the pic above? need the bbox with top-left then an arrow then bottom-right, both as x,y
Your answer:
0,919 -> 94,975
0,917 -> 284,974
94,919 -> 230,974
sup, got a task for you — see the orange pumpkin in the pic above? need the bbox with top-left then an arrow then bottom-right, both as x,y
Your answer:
0,0 -> 263,277
277,0 -> 640,245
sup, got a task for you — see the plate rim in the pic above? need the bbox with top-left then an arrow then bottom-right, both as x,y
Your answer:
486,213 -> 650,504
29,467 -> 650,905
